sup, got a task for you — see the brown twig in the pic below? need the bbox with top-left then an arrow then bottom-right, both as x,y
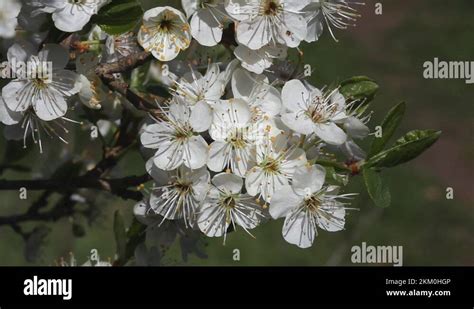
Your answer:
0,173 -> 150,200
95,51 -> 160,112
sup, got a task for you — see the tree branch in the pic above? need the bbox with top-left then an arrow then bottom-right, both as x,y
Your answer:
95,51 -> 160,112
0,173 -> 150,200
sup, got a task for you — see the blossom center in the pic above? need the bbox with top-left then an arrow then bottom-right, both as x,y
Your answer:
261,157 -> 280,174
262,0 -> 282,16
174,180 -> 192,196
227,129 -> 248,149
32,77 -> 49,90
174,125 -> 193,140
305,95 -> 337,124
69,0 -> 86,4
221,195 -> 237,209
307,104 -> 327,123
304,195 -> 322,213
158,18 -> 175,32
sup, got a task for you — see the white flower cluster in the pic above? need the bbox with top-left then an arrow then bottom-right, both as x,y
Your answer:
138,0 -> 363,71
0,21 -> 140,152
138,59 -> 369,248
134,1 -> 366,248
0,0 -> 365,248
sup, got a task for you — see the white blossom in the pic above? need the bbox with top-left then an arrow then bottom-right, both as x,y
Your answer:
2,43 -> 80,121
140,99 -> 209,171
0,106 -> 80,153
173,60 -> 238,107
105,32 -> 141,62
281,79 -> 348,145
198,173 -> 265,243
270,164 -> 356,248
138,6 -> 191,61
231,68 -> 283,139
172,60 -> 238,132
304,0 -> 364,42
245,134 -> 307,202
147,164 -> 210,228
225,0 -> 310,50
208,98 -> 257,177
234,44 -> 287,74
182,0 -> 229,46
231,68 -> 281,120
34,0 -> 109,33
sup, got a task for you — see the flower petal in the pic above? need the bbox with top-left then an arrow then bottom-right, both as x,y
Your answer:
314,122 -> 347,145
281,112 -> 315,135
53,5 -> 93,32
292,164 -> 326,196
245,167 -> 264,197
281,79 -> 311,112
269,185 -> 302,219
183,135 -> 208,169
2,80 -> 30,112
0,96 -> 21,125
317,205 -> 346,232
190,101 -> 212,132
208,141 -> 229,172
343,117 -> 370,139
212,173 -> 243,194
190,8 -> 223,46
33,89 -> 68,121
282,209 -> 316,248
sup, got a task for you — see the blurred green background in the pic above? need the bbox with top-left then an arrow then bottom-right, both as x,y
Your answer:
0,0 -> 472,266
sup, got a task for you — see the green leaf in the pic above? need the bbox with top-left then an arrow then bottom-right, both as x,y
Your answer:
124,218 -> 147,263
362,167 -> 391,208
340,76 -> 375,85
340,76 -> 379,105
368,102 -> 406,157
113,210 -> 127,263
366,130 -> 441,168
95,0 -> 143,35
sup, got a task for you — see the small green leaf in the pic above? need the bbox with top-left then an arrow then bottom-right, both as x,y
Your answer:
362,167 -> 391,208
340,76 -> 379,105
95,0 -> 143,35
369,102 -> 406,157
340,76 -> 375,85
366,130 -> 441,168
124,218 -> 147,263
113,210 -> 127,262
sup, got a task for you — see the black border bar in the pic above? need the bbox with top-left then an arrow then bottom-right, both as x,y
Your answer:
0,267 -> 472,306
